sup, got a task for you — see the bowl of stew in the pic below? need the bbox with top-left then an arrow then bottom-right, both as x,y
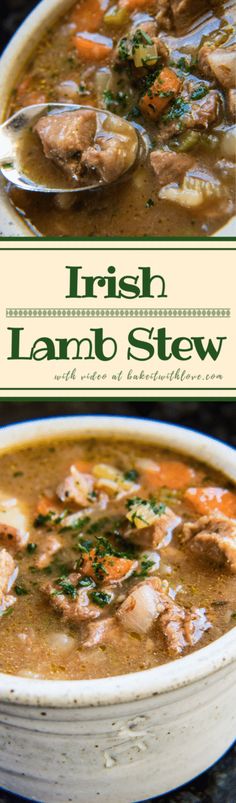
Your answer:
0,414 -> 235,803
0,0 -> 235,237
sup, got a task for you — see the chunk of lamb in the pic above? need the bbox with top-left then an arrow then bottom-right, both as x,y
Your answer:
57,465 -> 94,507
43,579 -> 105,623
125,502 -> 181,548
117,576 -> 210,654
0,548 -> 18,614
228,89 -> 236,121
198,45 -> 236,89
150,150 -> 194,188
156,0 -> 209,33
35,109 -> 97,181
36,535 -> 62,569
160,602 -> 210,655
82,617 -> 122,647
0,495 -> 29,550
81,131 -> 136,184
181,514 -> 236,573
157,89 -> 221,143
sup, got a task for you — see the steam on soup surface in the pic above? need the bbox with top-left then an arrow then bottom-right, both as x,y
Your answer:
7,0 -> 236,237
0,436 -> 236,680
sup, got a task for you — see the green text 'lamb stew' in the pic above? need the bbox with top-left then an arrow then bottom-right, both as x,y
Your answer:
0,436 -> 236,680
5,0 -> 236,237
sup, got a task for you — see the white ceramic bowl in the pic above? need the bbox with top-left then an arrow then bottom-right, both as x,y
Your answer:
0,0 -> 235,237
0,414 -> 235,803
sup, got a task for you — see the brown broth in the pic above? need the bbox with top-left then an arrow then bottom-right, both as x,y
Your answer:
6,0 -> 236,237
0,436 -> 235,680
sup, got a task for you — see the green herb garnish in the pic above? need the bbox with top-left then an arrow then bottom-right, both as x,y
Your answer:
91,591 -> 112,608
15,585 -> 29,596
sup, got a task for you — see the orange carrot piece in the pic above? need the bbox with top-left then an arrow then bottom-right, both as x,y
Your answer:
36,494 -> 61,517
71,0 -> 104,33
139,67 -> 181,120
184,487 -> 236,518
142,461 -> 196,491
75,460 -> 93,474
120,0 -> 153,9
80,549 -> 136,582
74,32 -> 113,61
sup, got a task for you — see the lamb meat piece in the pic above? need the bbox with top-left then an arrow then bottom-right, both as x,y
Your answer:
160,601 -> 210,654
43,578 -> 103,623
170,0 -> 209,31
157,88 -> 221,143
227,88 -> 236,120
82,617 -> 122,647
181,514 -> 236,572
36,535 -> 62,570
159,600 -> 186,654
150,149 -> 194,187
198,44 -> 236,89
0,495 -> 29,550
156,0 -> 211,33
81,133 -> 134,183
124,507 -> 180,549
184,607 -> 211,646
117,574 -> 210,653
57,464 -> 94,507
0,548 -> 18,614
34,109 -> 97,181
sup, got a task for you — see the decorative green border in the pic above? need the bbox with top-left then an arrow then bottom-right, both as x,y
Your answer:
6,307 -> 230,318
0,244 -> 235,394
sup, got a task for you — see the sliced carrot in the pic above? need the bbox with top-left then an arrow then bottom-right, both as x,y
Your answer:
184,487 -> 236,518
36,494 -> 61,517
142,460 -> 196,491
139,67 -> 181,120
80,549 -> 136,582
74,32 -> 113,61
71,0 -> 104,33
75,460 -> 93,474
120,0 -> 153,9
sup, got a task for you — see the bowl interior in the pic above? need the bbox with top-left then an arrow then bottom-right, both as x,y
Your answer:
0,414 -> 235,707
0,0 -> 235,237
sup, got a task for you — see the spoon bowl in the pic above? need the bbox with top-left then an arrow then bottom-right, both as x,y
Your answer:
0,103 -> 149,193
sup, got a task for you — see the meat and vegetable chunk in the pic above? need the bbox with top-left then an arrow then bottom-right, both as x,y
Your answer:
0,549 -> 18,615
7,0 -> 236,236
35,109 -> 97,181
182,514 -> 236,573
0,437 -> 235,680
35,108 -> 138,185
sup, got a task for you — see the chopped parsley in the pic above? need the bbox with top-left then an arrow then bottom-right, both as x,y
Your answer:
91,590 -> 112,608
34,511 -> 55,528
78,576 -> 95,588
163,97 -> 190,123
27,543 -> 37,554
55,577 -> 77,599
123,469 -> 139,481
103,89 -> 128,111
138,557 -> 155,576
15,584 -> 29,596
145,198 -> 154,208
191,85 -> 208,100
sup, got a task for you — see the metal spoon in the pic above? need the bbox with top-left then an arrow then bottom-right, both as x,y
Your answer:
0,103 -> 149,193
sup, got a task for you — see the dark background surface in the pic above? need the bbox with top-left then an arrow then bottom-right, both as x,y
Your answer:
0,399 -> 235,802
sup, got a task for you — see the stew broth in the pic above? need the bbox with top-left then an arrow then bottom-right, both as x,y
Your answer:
5,0 -> 236,237
0,436 -> 235,680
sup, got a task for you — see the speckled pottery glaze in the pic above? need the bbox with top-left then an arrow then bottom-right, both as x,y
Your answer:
0,0 -> 235,237
0,415 -> 235,803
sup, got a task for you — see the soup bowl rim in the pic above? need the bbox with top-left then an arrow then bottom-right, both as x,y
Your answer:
0,412 -> 235,709
0,0 -> 235,238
